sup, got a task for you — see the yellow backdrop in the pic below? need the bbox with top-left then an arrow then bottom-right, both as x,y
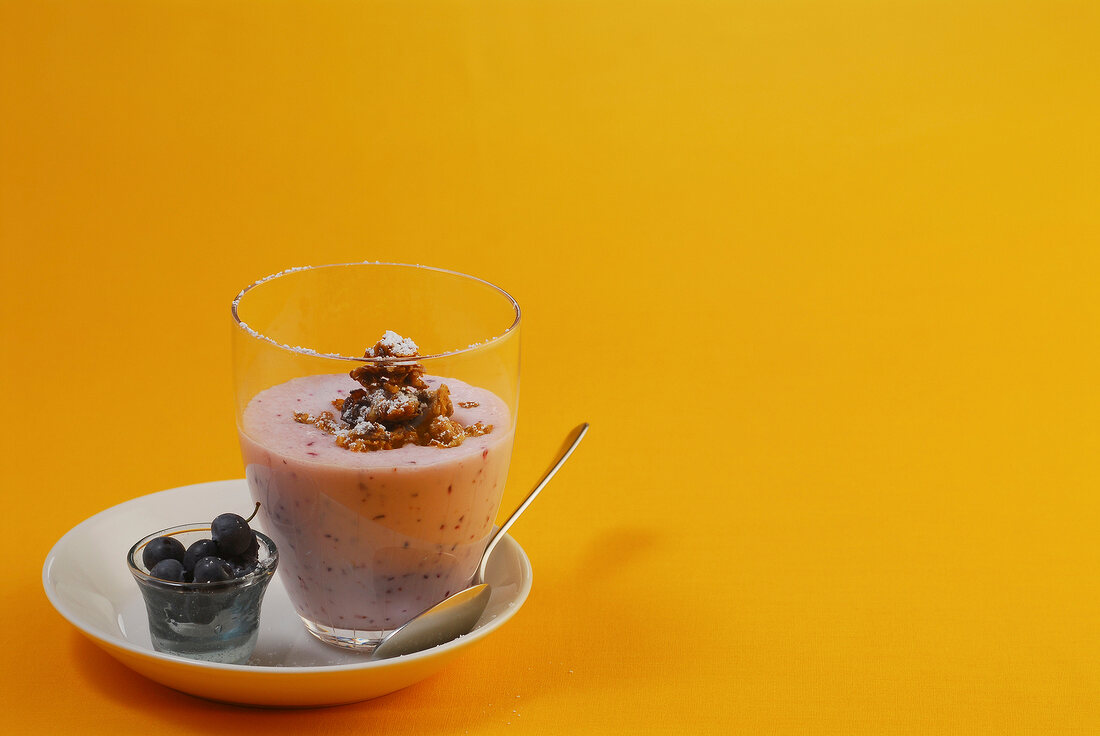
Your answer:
2,1 -> 1098,733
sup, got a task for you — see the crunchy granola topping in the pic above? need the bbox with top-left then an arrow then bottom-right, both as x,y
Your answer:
294,332 -> 493,451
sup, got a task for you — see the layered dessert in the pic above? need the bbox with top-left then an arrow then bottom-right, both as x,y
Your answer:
238,332 -> 513,645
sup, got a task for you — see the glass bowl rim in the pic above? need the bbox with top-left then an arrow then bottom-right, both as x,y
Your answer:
230,261 -> 522,363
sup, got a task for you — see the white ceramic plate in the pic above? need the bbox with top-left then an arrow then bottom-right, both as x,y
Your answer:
42,479 -> 532,707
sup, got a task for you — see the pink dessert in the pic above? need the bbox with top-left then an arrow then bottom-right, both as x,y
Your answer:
239,372 -> 513,641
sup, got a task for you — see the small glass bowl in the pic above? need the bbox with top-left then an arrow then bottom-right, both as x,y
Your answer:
127,524 -> 278,664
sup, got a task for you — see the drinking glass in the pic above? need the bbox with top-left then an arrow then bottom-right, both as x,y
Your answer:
231,263 -> 520,650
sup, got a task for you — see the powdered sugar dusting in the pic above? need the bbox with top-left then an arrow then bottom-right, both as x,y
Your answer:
236,319 -> 344,359
334,419 -> 385,443
367,330 -> 420,358
371,387 -> 419,414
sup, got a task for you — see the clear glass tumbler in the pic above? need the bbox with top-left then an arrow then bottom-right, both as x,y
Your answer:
231,263 -> 520,650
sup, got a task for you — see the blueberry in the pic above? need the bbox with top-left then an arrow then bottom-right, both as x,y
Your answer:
212,514 -> 253,557
192,556 -> 233,583
228,563 -> 252,577
149,558 -> 186,582
227,559 -> 256,577
183,539 -> 219,573
237,532 -> 259,564
142,536 -> 185,571
226,533 -> 259,577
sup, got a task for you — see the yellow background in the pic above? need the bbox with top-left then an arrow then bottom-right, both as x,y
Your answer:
2,1 -> 1098,733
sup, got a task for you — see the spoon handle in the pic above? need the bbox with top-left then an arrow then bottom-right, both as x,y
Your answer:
476,422 -> 589,584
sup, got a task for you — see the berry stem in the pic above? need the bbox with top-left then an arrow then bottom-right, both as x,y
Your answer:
244,501 -> 261,523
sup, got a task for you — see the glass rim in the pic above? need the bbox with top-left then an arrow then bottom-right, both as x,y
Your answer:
230,261 -> 522,363
127,524 -> 278,590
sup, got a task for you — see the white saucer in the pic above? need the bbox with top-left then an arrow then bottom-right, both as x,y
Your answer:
42,479 -> 532,707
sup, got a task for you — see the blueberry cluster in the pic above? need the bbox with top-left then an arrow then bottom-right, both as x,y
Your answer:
142,504 -> 261,583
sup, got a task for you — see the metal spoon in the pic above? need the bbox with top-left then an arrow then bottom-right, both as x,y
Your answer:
371,422 -> 589,660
